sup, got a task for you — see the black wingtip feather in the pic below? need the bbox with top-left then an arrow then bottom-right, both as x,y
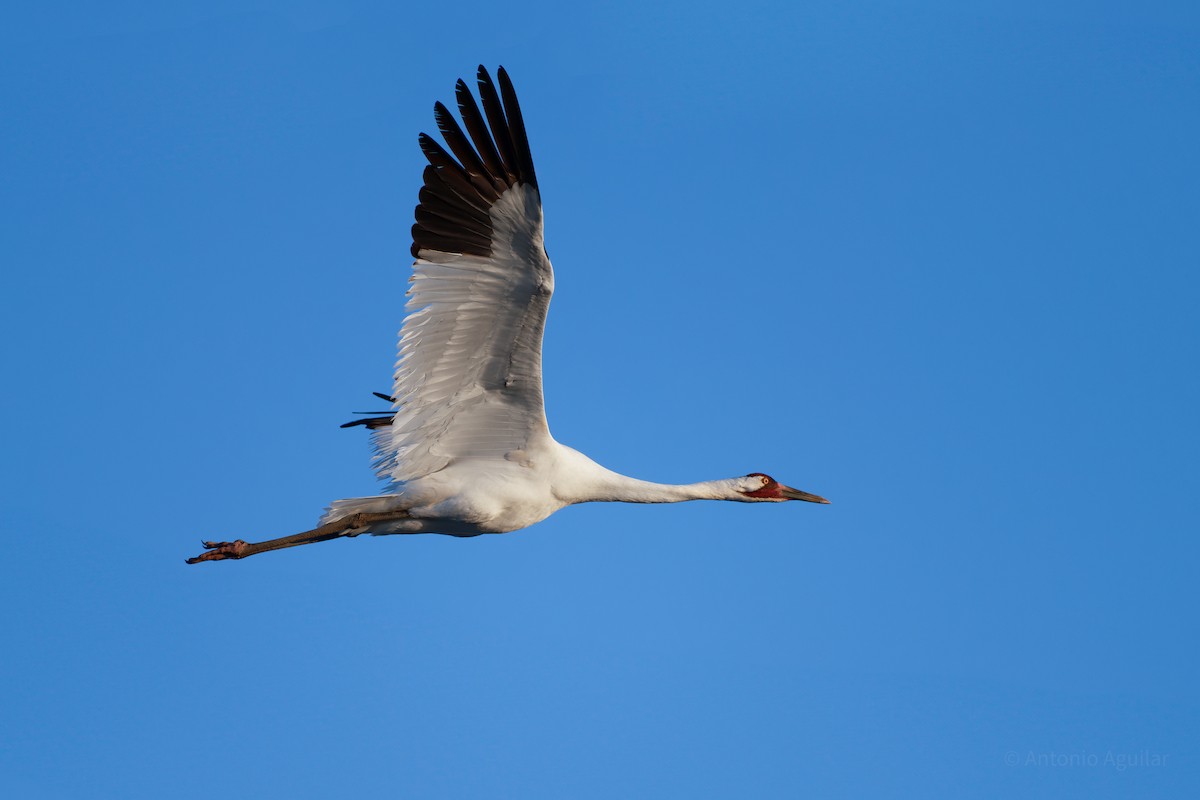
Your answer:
410,66 -> 541,260
496,66 -> 538,189
455,79 -> 507,192
474,66 -> 521,185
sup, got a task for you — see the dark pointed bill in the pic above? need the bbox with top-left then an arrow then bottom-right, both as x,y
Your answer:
780,486 -> 831,504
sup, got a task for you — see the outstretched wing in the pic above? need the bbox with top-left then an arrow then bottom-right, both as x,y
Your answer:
373,66 -> 555,486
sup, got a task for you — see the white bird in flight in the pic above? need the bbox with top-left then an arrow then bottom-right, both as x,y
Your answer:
189,66 -> 829,564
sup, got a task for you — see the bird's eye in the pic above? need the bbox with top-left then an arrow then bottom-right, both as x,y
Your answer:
761,476 -> 770,485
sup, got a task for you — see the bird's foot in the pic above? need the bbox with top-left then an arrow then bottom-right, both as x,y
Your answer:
186,540 -> 249,564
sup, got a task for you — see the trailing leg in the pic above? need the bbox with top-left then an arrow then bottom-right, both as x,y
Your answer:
186,510 -> 412,564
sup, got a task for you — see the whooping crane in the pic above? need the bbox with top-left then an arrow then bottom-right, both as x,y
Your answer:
188,66 -> 828,564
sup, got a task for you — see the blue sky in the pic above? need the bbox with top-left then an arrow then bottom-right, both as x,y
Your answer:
2,1 -> 1198,797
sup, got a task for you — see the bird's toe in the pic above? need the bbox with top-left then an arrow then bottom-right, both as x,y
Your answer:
186,540 -> 248,564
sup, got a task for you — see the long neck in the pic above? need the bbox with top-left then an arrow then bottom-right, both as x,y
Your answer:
559,455 -> 733,505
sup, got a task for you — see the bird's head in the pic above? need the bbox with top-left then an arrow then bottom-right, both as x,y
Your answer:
735,472 -> 830,504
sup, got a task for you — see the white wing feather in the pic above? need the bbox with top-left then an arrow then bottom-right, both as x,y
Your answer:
376,186 -> 554,485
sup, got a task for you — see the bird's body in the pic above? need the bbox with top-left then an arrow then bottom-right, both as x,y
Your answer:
324,450 -> 594,538
188,66 -> 827,564
323,446 -> 786,538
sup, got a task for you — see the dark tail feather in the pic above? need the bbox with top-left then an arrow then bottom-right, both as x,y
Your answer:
341,416 -> 393,429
